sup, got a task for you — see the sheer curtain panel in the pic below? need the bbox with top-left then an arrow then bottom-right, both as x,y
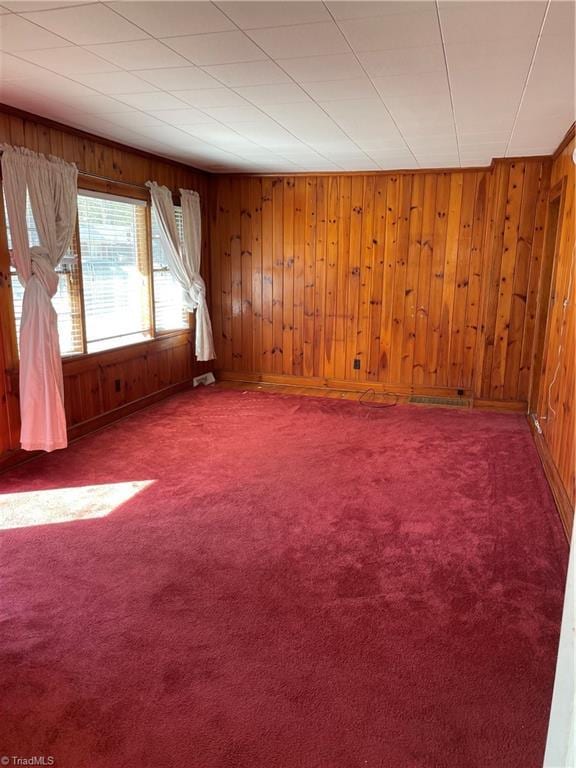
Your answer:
1,145 -> 78,451
146,181 -> 215,361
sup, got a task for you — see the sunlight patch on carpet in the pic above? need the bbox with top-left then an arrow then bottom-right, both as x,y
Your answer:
0,480 -> 154,530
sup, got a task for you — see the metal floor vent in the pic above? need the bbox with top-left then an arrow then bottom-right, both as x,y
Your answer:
408,395 -> 471,408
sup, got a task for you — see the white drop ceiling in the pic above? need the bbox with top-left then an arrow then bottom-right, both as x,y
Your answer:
0,0 -> 573,173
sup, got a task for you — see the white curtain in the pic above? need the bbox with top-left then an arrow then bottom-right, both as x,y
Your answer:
1,145 -> 78,452
146,181 -> 215,361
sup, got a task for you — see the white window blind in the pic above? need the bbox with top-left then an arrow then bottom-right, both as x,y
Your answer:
150,206 -> 189,332
3,190 -> 83,356
77,192 -> 152,352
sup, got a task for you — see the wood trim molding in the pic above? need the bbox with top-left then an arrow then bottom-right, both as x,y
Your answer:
552,122 -> 576,160
227,156 -> 553,179
529,417 -> 574,541
0,102 -> 208,179
216,370 -> 527,411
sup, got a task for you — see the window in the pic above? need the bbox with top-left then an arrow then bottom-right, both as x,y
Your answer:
78,192 -> 151,352
4,192 -> 83,356
151,206 -> 188,332
2,187 -> 191,358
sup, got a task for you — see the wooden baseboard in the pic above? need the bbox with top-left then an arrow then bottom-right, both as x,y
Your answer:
528,417 -> 574,541
0,378 -> 195,474
472,398 -> 528,412
216,371 -> 527,411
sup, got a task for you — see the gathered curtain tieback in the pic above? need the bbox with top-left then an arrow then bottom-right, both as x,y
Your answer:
185,275 -> 206,311
29,247 -> 59,297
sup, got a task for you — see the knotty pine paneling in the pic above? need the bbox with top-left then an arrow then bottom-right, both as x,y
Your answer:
210,159 -> 551,404
0,106 -> 211,460
535,134 -> 575,534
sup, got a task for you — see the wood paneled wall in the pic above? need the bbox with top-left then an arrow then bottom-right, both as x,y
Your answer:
0,106 -> 211,461
210,159 -> 550,405
534,133 -> 575,535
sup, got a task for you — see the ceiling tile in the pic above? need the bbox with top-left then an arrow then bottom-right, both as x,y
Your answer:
0,13 -> 71,50
358,46 -> 445,77
228,121 -> 303,149
247,21 -> 348,59
459,141 -> 507,155
58,91 -> 140,114
389,120 -> 455,138
327,155 -> 380,171
234,83 -> 311,106
278,53 -> 364,83
512,32 -> 575,123
133,66 -> 221,91
300,78 -> 378,101
326,1 -> 435,21
203,60 -> 291,87
162,31 -> 267,66
134,123 -> 204,144
316,99 -> 403,142
0,51 -> 47,79
145,108 -> 217,126
171,88 -> 248,108
457,154 -> 492,166
458,132 -> 510,147
86,39 -> 190,70
22,5 -> 148,45
19,46 -> 120,75
406,135 -> 458,153
416,159 -> 461,168
200,103 -> 265,122
113,92 -> 189,110
107,1 -> 234,38
373,71 -> 449,101
69,71 -> 152,94
181,124 -> 256,149
1,0 -> 93,10
339,8 -> 440,52
505,143 -> 555,156
217,2 -> 329,29
381,95 -> 453,129
543,0 -> 575,38
104,111 -> 167,128
321,97 -> 390,122
445,37 -> 535,74
376,158 -> 420,170
0,0 -> 571,173
438,0 -> 546,44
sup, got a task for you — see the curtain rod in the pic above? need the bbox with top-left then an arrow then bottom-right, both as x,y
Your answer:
0,147 -> 184,195
78,171 -> 149,191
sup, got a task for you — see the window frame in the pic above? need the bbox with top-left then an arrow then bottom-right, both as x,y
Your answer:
1,177 -> 192,363
150,202 -> 190,335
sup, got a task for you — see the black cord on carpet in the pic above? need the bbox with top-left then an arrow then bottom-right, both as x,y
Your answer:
358,388 -> 398,408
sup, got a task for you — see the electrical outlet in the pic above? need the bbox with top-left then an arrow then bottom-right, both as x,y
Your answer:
114,378 -> 121,393
353,359 -> 361,370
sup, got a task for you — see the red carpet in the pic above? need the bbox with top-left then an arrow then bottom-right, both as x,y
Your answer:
0,388 -> 568,768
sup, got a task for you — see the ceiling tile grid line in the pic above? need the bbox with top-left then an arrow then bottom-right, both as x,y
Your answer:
319,0 -> 420,167
209,1 -> 386,170
0,3 -> 331,170
433,0 -> 461,166
503,0 -> 551,157
105,0 -> 358,171
0,55 -> 298,171
0,0 -> 572,172
1,0 -> 419,170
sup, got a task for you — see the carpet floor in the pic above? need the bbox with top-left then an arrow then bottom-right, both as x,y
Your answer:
0,387 -> 568,768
